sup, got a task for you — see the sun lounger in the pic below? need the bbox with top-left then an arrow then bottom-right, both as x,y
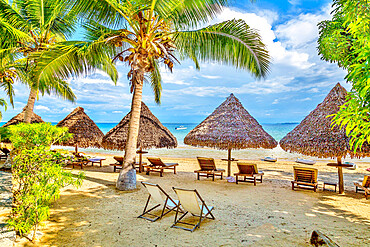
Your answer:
234,162 -> 264,185
110,156 -> 147,172
0,148 -> 10,160
138,182 -> 181,222
171,187 -> 215,232
194,157 -> 225,181
296,158 -> 315,165
344,162 -> 356,170
263,157 -> 277,162
88,157 -> 106,167
69,152 -> 89,169
291,166 -> 318,192
146,157 -> 178,177
354,175 -> 370,199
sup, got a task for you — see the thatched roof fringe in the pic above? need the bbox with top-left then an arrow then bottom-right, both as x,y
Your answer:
279,83 -> 370,159
102,102 -> 177,150
2,108 -> 44,127
184,93 -> 277,150
56,107 -> 104,148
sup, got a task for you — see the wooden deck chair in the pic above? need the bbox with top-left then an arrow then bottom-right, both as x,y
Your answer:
0,148 -> 10,160
171,187 -> 215,232
138,182 -> 181,222
291,166 -> 318,192
146,157 -> 178,177
194,157 -> 225,181
234,162 -> 264,185
110,156 -> 123,172
110,156 -> 147,172
354,175 -> 370,199
70,152 -> 89,169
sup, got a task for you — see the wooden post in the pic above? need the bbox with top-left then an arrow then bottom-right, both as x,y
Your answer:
138,148 -> 143,173
227,148 -> 231,177
337,157 -> 344,194
75,144 -> 78,153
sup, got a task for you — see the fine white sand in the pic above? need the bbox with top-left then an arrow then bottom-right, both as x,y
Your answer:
14,154 -> 370,246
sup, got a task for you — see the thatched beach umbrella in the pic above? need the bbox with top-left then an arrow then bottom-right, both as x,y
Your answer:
2,108 -> 44,127
184,93 -> 278,176
102,102 -> 177,171
280,83 -> 370,193
56,107 -> 104,152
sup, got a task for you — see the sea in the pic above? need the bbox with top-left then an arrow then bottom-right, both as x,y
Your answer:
4,122 -> 369,163
59,122 -> 370,163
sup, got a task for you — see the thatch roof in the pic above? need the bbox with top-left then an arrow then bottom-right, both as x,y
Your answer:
279,83 -> 370,159
102,102 -> 177,150
184,94 -> 277,150
56,107 -> 104,148
2,108 -> 44,127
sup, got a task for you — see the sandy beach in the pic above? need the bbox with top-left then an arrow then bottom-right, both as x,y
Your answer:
11,152 -> 370,247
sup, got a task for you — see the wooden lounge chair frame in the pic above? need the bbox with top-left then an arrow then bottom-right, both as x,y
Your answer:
354,175 -> 369,199
146,157 -> 178,177
110,156 -> 147,172
138,182 -> 181,222
171,187 -> 215,232
291,166 -> 318,192
234,162 -> 264,186
0,148 -> 10,160
194,157 -> 225,181
69,152 -> 89,169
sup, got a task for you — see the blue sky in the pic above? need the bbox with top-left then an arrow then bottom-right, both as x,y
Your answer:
1,0 -> 348,124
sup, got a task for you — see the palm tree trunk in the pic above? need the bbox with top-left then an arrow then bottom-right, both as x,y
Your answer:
116,70 -> 144,191
24,88 -> 37,123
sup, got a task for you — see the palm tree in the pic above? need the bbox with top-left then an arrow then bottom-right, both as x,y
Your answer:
0,0 -> 118,123
74,0 -> 271,190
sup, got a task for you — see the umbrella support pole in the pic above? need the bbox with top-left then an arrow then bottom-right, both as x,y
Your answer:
75,145 -> 78,153
136,149 -> 148,173
138,149 -> 143,173
227,148 -> 231,177
337,157 -> 344,194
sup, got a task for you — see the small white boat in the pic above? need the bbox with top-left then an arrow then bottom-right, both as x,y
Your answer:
296,158 -> 315,165
344,162 -> 357,170
175,126 -> 187,130
262,157 -> 277,162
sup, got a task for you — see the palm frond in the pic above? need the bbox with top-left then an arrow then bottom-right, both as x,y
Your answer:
174,19 -> 271,78
153,0 -> 229,29
148,59 -> 162,104
39,77 -> 76,102
0,98 -> 7,121
71,0 -> 130,28
32,41 -> 118,85
83,20 -> 124,42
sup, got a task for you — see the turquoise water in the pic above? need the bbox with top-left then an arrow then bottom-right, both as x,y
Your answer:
95,122 -> 298,145
4,121 -> 368,162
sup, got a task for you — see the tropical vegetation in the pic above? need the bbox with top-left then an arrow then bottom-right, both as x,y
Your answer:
73,0 -> 271,190
7,123 -> 84,239
318,0 -> 370,152
0,0 -> 118,123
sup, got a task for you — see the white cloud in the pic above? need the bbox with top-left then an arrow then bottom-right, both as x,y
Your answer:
201,75 -> 221,79
112,110 -> 123,114
297,97 -> 312,102
35,105 -> 50,111
212,8 -> 315,69
275,5 -> 331,49
272,99 -> 279,104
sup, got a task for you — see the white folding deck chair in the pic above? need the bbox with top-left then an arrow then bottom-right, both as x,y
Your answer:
138,182 -> 180,222
171,187 -> 215,232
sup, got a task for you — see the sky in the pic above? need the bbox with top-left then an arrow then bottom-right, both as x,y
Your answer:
1,0 -> 349,124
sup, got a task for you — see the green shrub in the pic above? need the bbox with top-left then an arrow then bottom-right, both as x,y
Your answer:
7,123 -> 84,239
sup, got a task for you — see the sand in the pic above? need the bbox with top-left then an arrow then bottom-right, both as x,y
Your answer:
13,154 -> 370,246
